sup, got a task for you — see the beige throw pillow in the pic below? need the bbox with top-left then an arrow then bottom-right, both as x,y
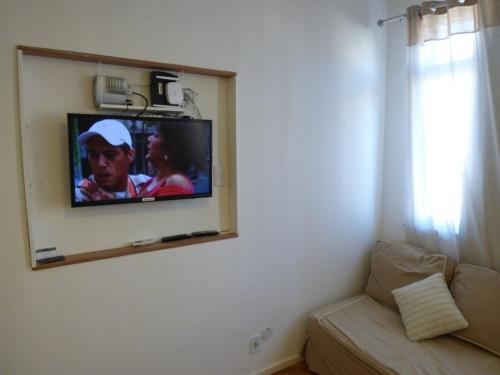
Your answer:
392,273 -> 469,341
366,241 -> 456,310
451,264 -> 500,356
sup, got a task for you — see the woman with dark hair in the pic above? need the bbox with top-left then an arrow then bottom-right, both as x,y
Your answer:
139,123 -> 204,197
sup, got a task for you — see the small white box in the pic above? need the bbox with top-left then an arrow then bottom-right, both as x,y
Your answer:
166,82 -> 184,105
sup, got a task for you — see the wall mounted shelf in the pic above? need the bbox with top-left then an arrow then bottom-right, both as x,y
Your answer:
33,232 -> 238,270
97,103 -> 185,113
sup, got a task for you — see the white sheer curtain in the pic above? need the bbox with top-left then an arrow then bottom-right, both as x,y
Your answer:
405,2 -> 500,269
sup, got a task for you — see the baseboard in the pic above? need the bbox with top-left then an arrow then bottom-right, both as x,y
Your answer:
248,354 -> 303,375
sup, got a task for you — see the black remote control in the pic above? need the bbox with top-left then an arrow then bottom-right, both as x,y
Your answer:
161,234 -> 192,242
191,230 -> 219,237
37,255 -> 65,264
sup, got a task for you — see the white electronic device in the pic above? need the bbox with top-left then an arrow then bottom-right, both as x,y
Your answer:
150,71 -> 184,108
94,75 -> 131,106
166,81 -> 184,105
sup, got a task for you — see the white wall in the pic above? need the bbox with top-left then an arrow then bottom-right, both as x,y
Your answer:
0,1 -> 387,374
380,0 -> 413,242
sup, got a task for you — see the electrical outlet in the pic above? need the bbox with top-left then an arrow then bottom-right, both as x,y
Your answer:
261,325 -> 273,341
249,335 -> 262,355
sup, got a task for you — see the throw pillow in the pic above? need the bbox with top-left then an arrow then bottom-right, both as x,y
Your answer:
392,273 -> 468,341
451,264 -> 500,356
365,241 -> 456,310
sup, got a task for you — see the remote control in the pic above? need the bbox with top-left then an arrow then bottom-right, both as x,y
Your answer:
161,234 -> 192,242
35,247 -> 58,261
130,238 -> 157,247
37,255 -> 65,264
191,230 -> 219,237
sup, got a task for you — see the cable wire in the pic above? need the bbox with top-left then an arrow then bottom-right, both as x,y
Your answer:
120,100 -> 132,115
131,91 -> 149,117
182,88 -> 201,119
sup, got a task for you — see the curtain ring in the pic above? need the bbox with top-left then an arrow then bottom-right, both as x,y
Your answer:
417,6 -> 423,19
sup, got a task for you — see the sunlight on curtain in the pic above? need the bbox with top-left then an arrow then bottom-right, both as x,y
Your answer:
405,2 -> 500,269
412,34 -> 476,234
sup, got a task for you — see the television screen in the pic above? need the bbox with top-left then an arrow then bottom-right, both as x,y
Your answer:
68,113 -> 212,207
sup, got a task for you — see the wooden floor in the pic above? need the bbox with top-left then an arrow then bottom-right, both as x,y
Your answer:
271,361 -> 314,375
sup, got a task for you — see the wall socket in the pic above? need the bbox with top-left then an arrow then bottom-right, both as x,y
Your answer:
261,325 -> 273,340
249,325 -> 273,355
249,335 -> 262,355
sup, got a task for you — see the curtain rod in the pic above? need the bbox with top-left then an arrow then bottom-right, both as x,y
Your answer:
377,13 -> 407,27
378,0 -> 467,27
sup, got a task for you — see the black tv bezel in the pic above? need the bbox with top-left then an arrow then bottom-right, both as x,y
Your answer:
68,113 -> 213,208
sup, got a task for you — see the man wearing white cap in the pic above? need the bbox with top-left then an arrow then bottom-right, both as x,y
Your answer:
76,119 -> 149,201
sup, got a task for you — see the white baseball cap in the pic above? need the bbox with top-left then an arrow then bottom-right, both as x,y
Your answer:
78,119 -> 132,148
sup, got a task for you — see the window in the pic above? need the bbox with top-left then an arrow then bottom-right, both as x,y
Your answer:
411,33 -> 477,233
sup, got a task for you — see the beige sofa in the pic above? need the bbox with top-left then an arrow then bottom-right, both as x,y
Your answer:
305,241 -> 500,375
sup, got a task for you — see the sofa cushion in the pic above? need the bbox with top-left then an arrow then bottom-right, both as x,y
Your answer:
306,294 -> 500,375
392,273 -> 469,341
366,241 -> 456,309
451,264 -> 500,357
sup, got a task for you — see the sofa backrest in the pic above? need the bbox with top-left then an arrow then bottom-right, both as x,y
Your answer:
451,263 -> 500,357
365,241 -> 456,310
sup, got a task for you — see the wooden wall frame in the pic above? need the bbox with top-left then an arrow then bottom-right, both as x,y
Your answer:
17,46 -> 238,270
18,46 -> 237,78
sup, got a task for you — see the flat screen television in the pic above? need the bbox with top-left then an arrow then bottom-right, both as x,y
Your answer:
68,113 -> 212,207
